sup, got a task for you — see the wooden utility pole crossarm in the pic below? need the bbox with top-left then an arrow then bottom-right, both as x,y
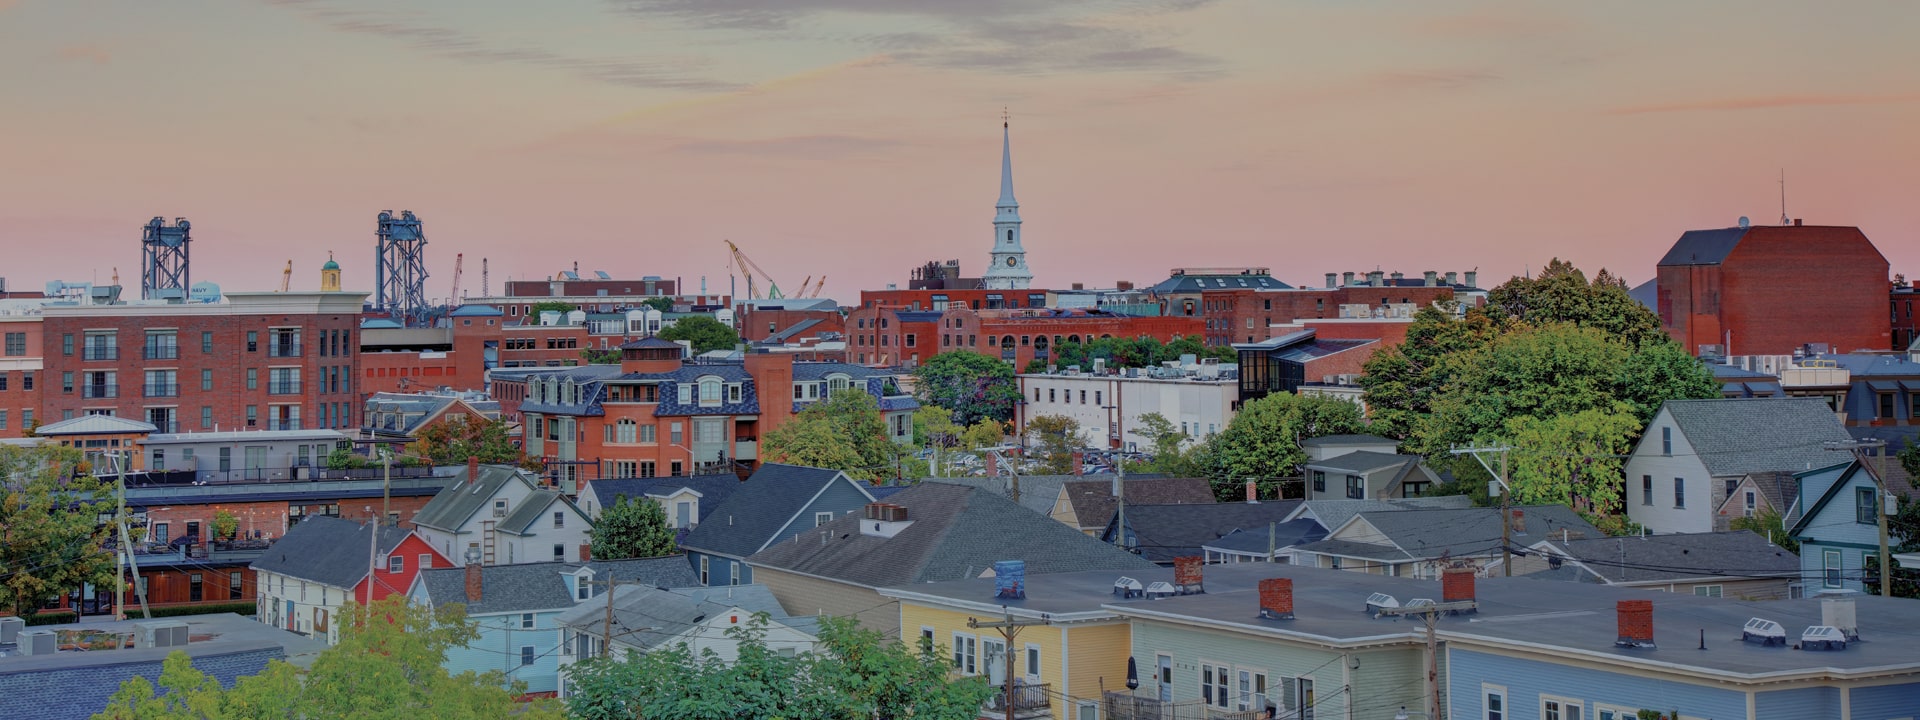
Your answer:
969,610 -> 1052,720
1377,600 -> 1477,720
583,578 -> 660,659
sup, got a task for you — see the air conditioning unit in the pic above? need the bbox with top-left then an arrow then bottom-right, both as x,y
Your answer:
1076,699 -> 1101,720
137,621 -> 190,648
0,616 -> 22,645
17,629 -> 55,656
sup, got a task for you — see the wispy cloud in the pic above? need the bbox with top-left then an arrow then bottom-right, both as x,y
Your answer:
1607,94 -> 1920,115
670,134 -> 903,157
260,0 -> 736,92
1408,5 -> 1574,40
56,44 -> 112,66
1370,69 -> 1501,91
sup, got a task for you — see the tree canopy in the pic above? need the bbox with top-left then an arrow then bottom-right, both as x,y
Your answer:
914,351 -> 1020,426
95,595 -> 562,720
564,614 -> 992,720
589,496 -> 678,560
761,389 -> 898,482
640,296 -> 674,312
1024,414 -> 1084,474
409,415 -> 542,472
1204,392 -> 1366,500
657,315 -> 741,354
0,445 -> 115,618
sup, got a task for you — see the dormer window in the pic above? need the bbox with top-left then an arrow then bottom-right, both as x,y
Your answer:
728,383 -> 742,403
698,377 -> 722,405
827,375 -> 851,395
678,384 -> 692,404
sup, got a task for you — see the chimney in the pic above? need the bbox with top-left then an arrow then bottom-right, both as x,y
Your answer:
1325,273 -> 1337,289
1342,271 -> 1355,286
1821,597 -> 1858,640
1173,556 -> 1204,593
1116,280 -> 1134,292
986,453 -> 998,477
1793,218 -> 1803,226
1616,599 -> 1655,648
994,560 -> 1026,600
579,544 -> 592,562
1389,271 -> 1404,282
1510,509 -> 1527,534
1072,282 -> 1084,291
1368,270 -> 1384,287
1444,271 -> 1458,285
1244,479 -> 1258,504
1423,271 -> 1437,287
1258,578 -> 1294,620
467,456 -> 480,483
1463,271 -> 1477,288
1442,566 -> 1476,604
465,562 -> 484,602
1072,452 -> 1085,476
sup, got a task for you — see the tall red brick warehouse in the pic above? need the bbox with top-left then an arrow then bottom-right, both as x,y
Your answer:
1655,220 -> 1891,355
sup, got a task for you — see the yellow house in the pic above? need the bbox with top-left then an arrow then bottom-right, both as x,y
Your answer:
883,567 -> 1185,720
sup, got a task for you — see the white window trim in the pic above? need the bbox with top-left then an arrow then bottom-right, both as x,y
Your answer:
1691,584 -> 1723,597
1482,683 -> 1507,720
1199,659 -> 1231,709
1024,642 -> 1043,682
1540,695 -> 1584,720
1593,704 -> 1640,720
815,511 -> 835,527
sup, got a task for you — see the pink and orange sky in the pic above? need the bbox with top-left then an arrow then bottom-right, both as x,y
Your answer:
3,0 -> 1917,300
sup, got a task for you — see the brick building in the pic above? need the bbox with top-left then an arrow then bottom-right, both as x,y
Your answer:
40,291 -> 366,435
738,302 -> 845,344
1151,268 -> 1480,347
843,307 -> 942,367
1894,283 -> 1917,352
0,310 -> 46,438
1235,329 -> 1381,405
932,305 -> 1206,370
1657,222 -> 1891,355
858,287 -> 1050,312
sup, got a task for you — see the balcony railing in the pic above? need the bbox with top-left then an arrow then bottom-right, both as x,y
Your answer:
143,345 -> 179,360
146,421 -> 179,434
262,420 -> 302,431
82,384 -> 118,399
985,683 -> 1051,716
144,383 -> 179,398
83,346 -> 118,361
268,342 -> 303,358
268,382 -> 303,395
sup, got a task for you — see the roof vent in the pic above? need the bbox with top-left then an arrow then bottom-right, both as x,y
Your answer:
1144,581 -> 1178,599
1114,577 -> 1144,599
1742,618 -> 1786,646
1800,626 -> 1848,650
994,560 -> 1026,600
1365,593 -> 1400,615
1821,597 -> 1858,640
1258,578 -> 1294,620
0,616 -> 22,645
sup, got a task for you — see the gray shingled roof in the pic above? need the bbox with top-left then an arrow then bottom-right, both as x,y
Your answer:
1304,451 -> 1418,474
1287,496 -> 1476,532
555,583 -> 809,649
1296,505 -> 1599,563
680,464 -> 866,560
1201,519 -> 1328,555
1105,501 -> 1306,564
746,482 -> 1154,587
415,557 -> 700,615
924,474 -> 1104,515
410,464 -> 539,533
1662,398 -> 1853,477
1060,478 -> 1215,530
250,516 -> 414,589
586,474 -> 745,523
1525,531 -> 1799,584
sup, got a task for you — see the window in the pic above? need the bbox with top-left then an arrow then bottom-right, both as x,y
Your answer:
1200,664 -> 1229,709
1025,644 -> 1041,679
730,560 -> 740,585
951,633 -> 977,674
1673,478 -> 1685,508
1692,585 -> 1723,597
217,448 -> 231,472
201,406 -> 213,429
420,554 -> 432,570
554,511 -> 566,529
1744,490 -> 1756,516
1824,548 -> 1842,588
815,511 -> 834,527
1483,684 -> 1506,720
201,369 -> 213,391
670,422 -> 683,445
1345,475 -> 1364,500
388,556 -> 403,573
246,368 -> 257,390
1857,487 -> 1879,524
728,383 -> 742,403
1313,471 -> 1326,492
577,578 -> 591,601
521,613 -> 535,629
699,555 -> 709,584
520,646 -> 535,666
3,333 -> 23,356
553,544 -> 565,561
230,571 -> 244,600
1661,426 -> 1671,455
1879,393 -> 1895,419
62,333 -> 73,356
202,331 -> 213,353
1542,698 -> 1583,720
21,373 -> 30,391
1642,475 -> 1652,506
189,573 -> 203,602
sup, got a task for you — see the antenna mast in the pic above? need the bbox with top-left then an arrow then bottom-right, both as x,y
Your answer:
1779,169 -> 1789,226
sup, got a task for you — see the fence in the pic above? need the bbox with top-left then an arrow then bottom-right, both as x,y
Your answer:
1104,692 -> 1270,720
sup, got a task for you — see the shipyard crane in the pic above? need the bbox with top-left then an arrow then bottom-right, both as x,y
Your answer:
807,274 -> 827,298
796,275 -> 813,297
724,239 -> 785,299
279,260 -> 292,292
449,253 -> 464,303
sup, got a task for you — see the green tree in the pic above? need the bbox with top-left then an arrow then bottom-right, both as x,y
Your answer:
410,415 -> 541,472
762,390 -> 895,481
1359,305 -> 1506,440
1024,414 -> 1084,475
1730,508 -> 1800,554
1413,325 -> 1631,455
913,405 -> 963,448
579,348 -> 621,364
325,447 -> 373,470
212,510 -> 239,541
1204,392 -> 1366,500
1130,412 -> 1206,478
528,300 -> 576,317
95,595 -> 562,720
1499,406 -> 1642,516
564,615 -> 991,720
1484,260 -> 1667,348
657,315 -> 740,354
1614,341 -> 1720,425
914,351 -> 1020,426
590,496 -> 678,560
0,445 -> 116,618
1899,441 -> 1920,479
640,296 -> 674,312
960,419 -> 1006,450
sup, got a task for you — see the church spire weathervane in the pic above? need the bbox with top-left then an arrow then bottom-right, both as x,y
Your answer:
983,109 -> 1031,290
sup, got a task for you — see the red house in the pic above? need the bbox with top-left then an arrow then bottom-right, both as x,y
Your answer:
1657,222 -> 1891,355
249,516 -> 449,643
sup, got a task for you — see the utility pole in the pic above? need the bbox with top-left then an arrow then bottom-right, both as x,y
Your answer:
1378,600 -> 1476,720
1826,439 -> 1893,597
1451,445 -> 1513,576
381,447 -> 393,524
969,609 -> 1052,720
366,505 -> 378,606
584,578 -> 659,658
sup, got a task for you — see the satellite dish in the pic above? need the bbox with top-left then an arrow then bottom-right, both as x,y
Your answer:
1738,216 -> 1751,229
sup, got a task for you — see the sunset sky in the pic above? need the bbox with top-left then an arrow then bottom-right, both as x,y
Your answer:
4,0 -> 1918,300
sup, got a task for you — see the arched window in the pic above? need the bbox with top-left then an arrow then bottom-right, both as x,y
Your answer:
827,375 -> 851,395
1006,229 -> 1013,243
699,377 -> 723,405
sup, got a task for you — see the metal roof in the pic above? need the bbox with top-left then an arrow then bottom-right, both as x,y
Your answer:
31,415 -> 157,435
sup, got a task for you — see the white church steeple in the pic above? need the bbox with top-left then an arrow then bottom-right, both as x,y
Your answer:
982,116 -> 1032,290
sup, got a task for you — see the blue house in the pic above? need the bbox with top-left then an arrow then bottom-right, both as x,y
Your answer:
1791,459 -> 1914,595
678,464 -> 874,586
406,556 -> 698,695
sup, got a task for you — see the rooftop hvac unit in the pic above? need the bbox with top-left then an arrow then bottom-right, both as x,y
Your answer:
1821,597 -> 1859,640
17,629 -> 55,656
137,621 -> 190,649
0,616 -> 22,645
1365,593 -> 1400,615
1742,618 -> 1786,646
1113,577 -> 1144,599
1800,626 -> 1848,651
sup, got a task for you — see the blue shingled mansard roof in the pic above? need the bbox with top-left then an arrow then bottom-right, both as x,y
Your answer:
1149,272 -> 1291,294
680,464 -> 870,560
586,473 -> 746,523
250,516 -> 414,589
1658,227 -> 1747,267
620,336 -> 684,350
415,557 -> 701,615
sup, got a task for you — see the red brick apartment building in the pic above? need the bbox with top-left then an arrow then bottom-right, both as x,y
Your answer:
1657,222 -> 1891,355
38,291 -> 366,436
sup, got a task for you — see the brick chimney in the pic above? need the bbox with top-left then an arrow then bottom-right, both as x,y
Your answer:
1510,509 -> 1526,534
467,456 -> 480,484
1616,600 -> 1655,648
744,351 -> 795,430
986,453 -> 998,477
1173,556 -> 1204,593
465,561 -> 483,602
1258,578 -> 1294,620
1442,566 -> 1476,604
1244,480 -> 1258,504
1072,452 -> 1085,476
579,544 -> 592,562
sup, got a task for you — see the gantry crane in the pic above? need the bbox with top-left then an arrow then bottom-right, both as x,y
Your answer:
724,239 -> 785,299
279,260 -> 292,292
449,253 -> 464,303
807,274 -> 826,298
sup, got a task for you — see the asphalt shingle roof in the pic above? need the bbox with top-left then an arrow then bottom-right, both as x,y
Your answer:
251,516 -> 414,588
747,482 -> 1154,587
1304,451 -> 1419,474
1296,505 -> 1599,563
586,473 -> 745,523
1525,531 -> 1799,584
1108,501 -> 1306,563
1658,227 -> 1748,266
924,475 -> 1076,515
680,464 -> 865,559
1287,497 -> 1475,534
410,464 -> 540,533
496,489 -> 573,535
1661,398 -> 1854,477
555,583 -> 808,649
1201,519 -> 1329,555
416,557 -> 700,615
1060,478 -> 1215,530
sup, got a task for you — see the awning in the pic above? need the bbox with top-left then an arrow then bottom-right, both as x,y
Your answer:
1866,380 -> 1902,392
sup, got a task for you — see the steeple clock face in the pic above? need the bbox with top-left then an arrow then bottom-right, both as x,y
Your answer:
1006,256 -> 1019,268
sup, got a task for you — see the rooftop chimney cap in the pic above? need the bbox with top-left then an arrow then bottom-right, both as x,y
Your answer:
467,456 -> 480,482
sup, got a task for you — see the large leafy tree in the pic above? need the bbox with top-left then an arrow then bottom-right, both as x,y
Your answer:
1024,414 -> 1083,475
657,315 -> 741,354
914,351 -> 1020,426
565,615 -> 992,720
95,595 -> 563,719
410,415 -> 541,472
1358,305 -> 1506,440
1203,392 -> 1365,500
762,390 -> 897,481
1128,412 -> 1207,478
0,445 -> 115,618
913,405 -> 963,448
1484,260 -> 1667,348
1499,406 -> 1642,515
589,496 -> 678,560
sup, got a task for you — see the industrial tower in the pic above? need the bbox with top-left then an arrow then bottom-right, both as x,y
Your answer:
140,216 -> 192,301
374,210 -> 429,325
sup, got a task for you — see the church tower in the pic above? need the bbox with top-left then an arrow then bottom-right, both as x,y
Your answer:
320,252 -> 342,292
982,119 -> 1032,290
